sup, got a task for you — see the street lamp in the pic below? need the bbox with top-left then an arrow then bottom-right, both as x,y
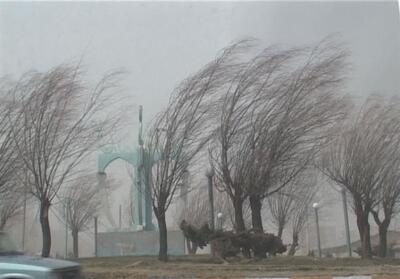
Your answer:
206,167 -> 215,231
341,187 -> 352,257
65,198 -> 70,259
206,167 -> 215,257
313,202 -> 322,258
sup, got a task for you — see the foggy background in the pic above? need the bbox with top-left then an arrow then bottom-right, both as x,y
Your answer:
0,1 -> 399,257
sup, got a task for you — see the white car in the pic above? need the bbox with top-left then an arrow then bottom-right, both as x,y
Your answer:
0,232 -> 81,279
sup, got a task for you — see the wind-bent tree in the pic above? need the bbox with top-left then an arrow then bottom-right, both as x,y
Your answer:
8,65 -> 121,257
371,171 -> 400,257
246,38 -> 348,233
0,91 -> 20,194
211,36 -> 349,233
60,174 -> 101,258
146,42 -> 244,261
321,97 -> 400,258
210,43 -> 299,233
368,98 -> 400,257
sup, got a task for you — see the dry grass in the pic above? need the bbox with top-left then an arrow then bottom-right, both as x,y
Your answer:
78,255 -> 400,279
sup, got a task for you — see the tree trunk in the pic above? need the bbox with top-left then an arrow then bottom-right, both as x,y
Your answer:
233,198 -> 251,257
378,224 -> 389,258
278,225 -> 284,239
40,198 -> 51,258
371,210 -> 390,258
72,229 -> 79,258
249,195 -> 263,233
233,198 -> 246,232
361,221 -> 372,258
186,238 -> 198,255
355,207 -> 372,259
288,233 -> 299,256
156,212 -> 168,262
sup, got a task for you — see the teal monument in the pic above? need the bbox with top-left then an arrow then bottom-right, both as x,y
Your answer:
97,105 -> 155,231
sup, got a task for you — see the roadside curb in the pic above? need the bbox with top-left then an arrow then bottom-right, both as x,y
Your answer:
239,276 -> 400,279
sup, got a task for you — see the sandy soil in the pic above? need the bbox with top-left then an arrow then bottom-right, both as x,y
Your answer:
78,255 -> 400,279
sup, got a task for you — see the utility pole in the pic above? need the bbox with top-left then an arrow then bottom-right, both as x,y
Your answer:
206,167 -> 215,256
119,205 -> 122,230
22,186 -> 27,251
94,216 -> 98,257
64,199 -> 69,259
341,188 -> 352,257
313,202 -> 322,258
306,212 -> 310,255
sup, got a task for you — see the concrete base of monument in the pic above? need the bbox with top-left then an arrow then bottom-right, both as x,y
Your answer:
97,230 -> 185,256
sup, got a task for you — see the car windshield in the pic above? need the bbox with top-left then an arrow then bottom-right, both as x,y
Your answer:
0,232 -> 20,255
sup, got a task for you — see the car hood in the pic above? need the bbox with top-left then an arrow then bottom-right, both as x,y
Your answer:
0,255 -> 80,270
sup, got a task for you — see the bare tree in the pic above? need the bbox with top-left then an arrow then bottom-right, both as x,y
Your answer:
177,188 -> 209,254
267,171 -> 317,254
8,65 -> 121,257
145,42 -> 243,261
211,36 -> 349,234
60,174 -> 101,258
213,189 -> 253,231
320,96 -> 400,258
371,174 -> 400,257
287,178 -> 317,256
267,185 -> 296,238
368,98 -> 400,257
0,182 -> 25,230
0,90 -> 20,195
210,42 -> 297,233
246,38 -> 348,233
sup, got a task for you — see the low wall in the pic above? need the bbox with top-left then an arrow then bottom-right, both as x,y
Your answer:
97,230 -> 185,256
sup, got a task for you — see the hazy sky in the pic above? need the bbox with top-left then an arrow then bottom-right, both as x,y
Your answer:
1,1 -> 400,126
1,1 -> 400,255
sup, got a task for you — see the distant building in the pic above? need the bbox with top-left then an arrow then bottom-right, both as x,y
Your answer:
322,230 -> 400,258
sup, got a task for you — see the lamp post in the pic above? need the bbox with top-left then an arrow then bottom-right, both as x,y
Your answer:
94,216 -> 98,257
65,198 -> 70,259
206,168 -> 215,231
22,185 -> 27,251
206,167 -> 215,256
313,202 -> 322,258
341,187 -> 352,257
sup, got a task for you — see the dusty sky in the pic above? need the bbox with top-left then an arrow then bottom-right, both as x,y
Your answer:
1,1 -> 399,124
1,1 -> 400,256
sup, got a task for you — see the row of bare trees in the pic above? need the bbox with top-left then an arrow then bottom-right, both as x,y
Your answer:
2,35 -> 395,262
145,36 -> 353,261
267,173 -> 317,255
0,65 -> 122,257
321,97 -> 400,258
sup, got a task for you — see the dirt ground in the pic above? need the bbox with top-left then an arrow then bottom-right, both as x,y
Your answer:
79,255 -> 400,279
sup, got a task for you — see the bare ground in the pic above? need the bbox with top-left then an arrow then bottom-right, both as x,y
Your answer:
78,255 -> 400,279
